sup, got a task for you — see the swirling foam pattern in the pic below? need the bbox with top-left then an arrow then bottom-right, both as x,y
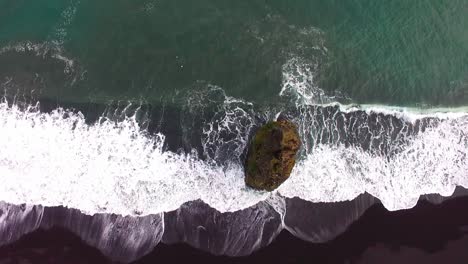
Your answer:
0,57 -> 467,262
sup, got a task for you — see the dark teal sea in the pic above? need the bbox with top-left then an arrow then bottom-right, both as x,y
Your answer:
1,0 -> 467,106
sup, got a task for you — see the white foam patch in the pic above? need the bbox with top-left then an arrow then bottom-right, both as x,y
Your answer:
279,57 -> 468,120
0,102 -> 268,216
280,57 -> 326,104
279,117 -> 468,210
280,57 -> 351,105
277,56 -> 468,210
201,86 -> 255,164
340,104 -> 468,122
0,99 -> 467,215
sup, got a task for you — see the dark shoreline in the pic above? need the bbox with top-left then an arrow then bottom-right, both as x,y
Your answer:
1,194 -> 468,264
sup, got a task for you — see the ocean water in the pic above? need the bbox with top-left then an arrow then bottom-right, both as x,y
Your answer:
1,0 -> 468,261
1,0 -> 467,105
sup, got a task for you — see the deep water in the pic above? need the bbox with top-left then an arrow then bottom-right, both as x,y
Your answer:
1,0 -> 467,105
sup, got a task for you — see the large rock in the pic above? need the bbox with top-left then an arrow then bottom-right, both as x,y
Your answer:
245,119 -> 301,191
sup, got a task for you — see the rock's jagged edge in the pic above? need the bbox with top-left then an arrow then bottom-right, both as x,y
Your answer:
245,119 -> 301,191
1,187 -> 467,263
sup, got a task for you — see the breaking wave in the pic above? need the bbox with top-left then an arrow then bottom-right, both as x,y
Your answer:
0,87 -> 467,215
1,51 -> 467,261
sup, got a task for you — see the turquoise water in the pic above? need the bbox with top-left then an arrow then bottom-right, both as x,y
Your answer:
1,0 -> 467,106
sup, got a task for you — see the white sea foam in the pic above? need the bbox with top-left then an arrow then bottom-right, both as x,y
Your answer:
279,116 -> 468,210
280,57 -> 327,104
280,57 -> 468,121
341,104 -> 468,122
0,101 -> 268,216
200,86 -> 255,164
0,96 -> 467,215
1,54 -> 468,216
277,57 -> 468,210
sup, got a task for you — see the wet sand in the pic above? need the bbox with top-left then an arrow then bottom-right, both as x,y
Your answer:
1,196 -> 467,263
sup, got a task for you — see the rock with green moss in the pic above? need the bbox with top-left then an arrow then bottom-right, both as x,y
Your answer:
245,119 -> 301,191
